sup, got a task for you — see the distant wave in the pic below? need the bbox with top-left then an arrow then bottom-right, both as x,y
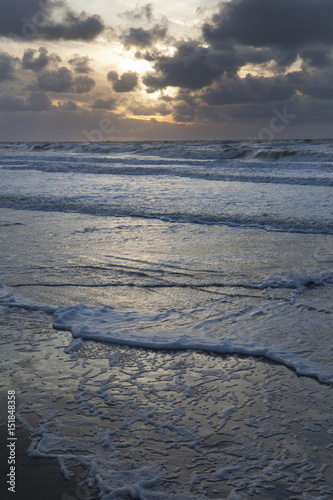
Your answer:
1,140 -> 333,162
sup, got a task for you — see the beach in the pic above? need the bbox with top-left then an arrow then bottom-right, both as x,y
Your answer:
0,140 -> 333,498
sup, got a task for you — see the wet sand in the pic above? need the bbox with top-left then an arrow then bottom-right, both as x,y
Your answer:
1,305 -> 333,499
0,406 -> 92,500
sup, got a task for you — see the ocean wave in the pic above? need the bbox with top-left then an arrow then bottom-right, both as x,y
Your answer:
1,165 -> 332,187
0,194 -> 332,234
2,159 -> 333,186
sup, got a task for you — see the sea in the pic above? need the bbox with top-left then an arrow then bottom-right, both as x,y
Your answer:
0,140 -> 333,499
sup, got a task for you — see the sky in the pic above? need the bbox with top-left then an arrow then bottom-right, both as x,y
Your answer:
0,0 -> 333,141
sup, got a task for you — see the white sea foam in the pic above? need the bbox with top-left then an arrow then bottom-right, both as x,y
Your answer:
1,284 -> 333,385
0,284 -> 57,313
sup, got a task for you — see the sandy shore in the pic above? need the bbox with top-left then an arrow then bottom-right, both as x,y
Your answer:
0,401 -> 92,500
1,305 -> 333,499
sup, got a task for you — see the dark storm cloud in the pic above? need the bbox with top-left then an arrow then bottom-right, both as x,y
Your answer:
203,0 -> 333,49
121,24 -> 168,49
142,41 -> 273,92
0,91 -> 52,111
107,71 -> 138,93
0,52 -> 19,82
68,55 -> 92,74
142,42 -> 222,91
137,0 -> 333,131
22,47 -> 61,72
36,67 -> 95,93
0,0 -> 104,41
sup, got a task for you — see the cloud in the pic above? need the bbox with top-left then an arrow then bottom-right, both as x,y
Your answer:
36,67 -> 73,92
200,0 -> 333,74
121,24 -> 168,49
91,97 -> 116,110
68,55 -> 92,74
22,47 -> 61,72
202,75 -> 296,106
172,101 -> 196,123
107,71 -> 138,93
57,100 -> 79,111
36,67 -> 95,93
74,76 -> 95,93
143,42 -> 221,91
299,45 -> 333,69
135,0 -> 333,131
128,101 -> 171,116
0,91 -> 52,111
203,0 -> 333,49
0,52 -> 19,82
1,0 -> 104,41
118,3 -> 153,22
141,39 -> 277,94
42,11 -> 104,41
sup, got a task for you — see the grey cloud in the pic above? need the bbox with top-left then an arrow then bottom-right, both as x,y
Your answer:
297,66 -> 333,100
202,75 -> 296,106
128,102 -> 170,116
91,98 -> 116,110
172,102 -> 196,123
107,71 -> 138,93
0,0 -> 104,41
0,91 -> 52,111
27,91 -> 53,110
37,67 -> 73,92
299,45 -> 333,69
142,73 -> 165,93
36,67 -> 95,93
277,65 -> 333,101
121,24 -> 167,49
107,71 -> 118,83
119,4 -> 153,22
305,86 -> 333,100
0,52 -> 19,82
22,47 -> 61,72
57,100 -> 79,111
68,55 -> 92,74
74,76 -> 95,93
41,11 -> 104,41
